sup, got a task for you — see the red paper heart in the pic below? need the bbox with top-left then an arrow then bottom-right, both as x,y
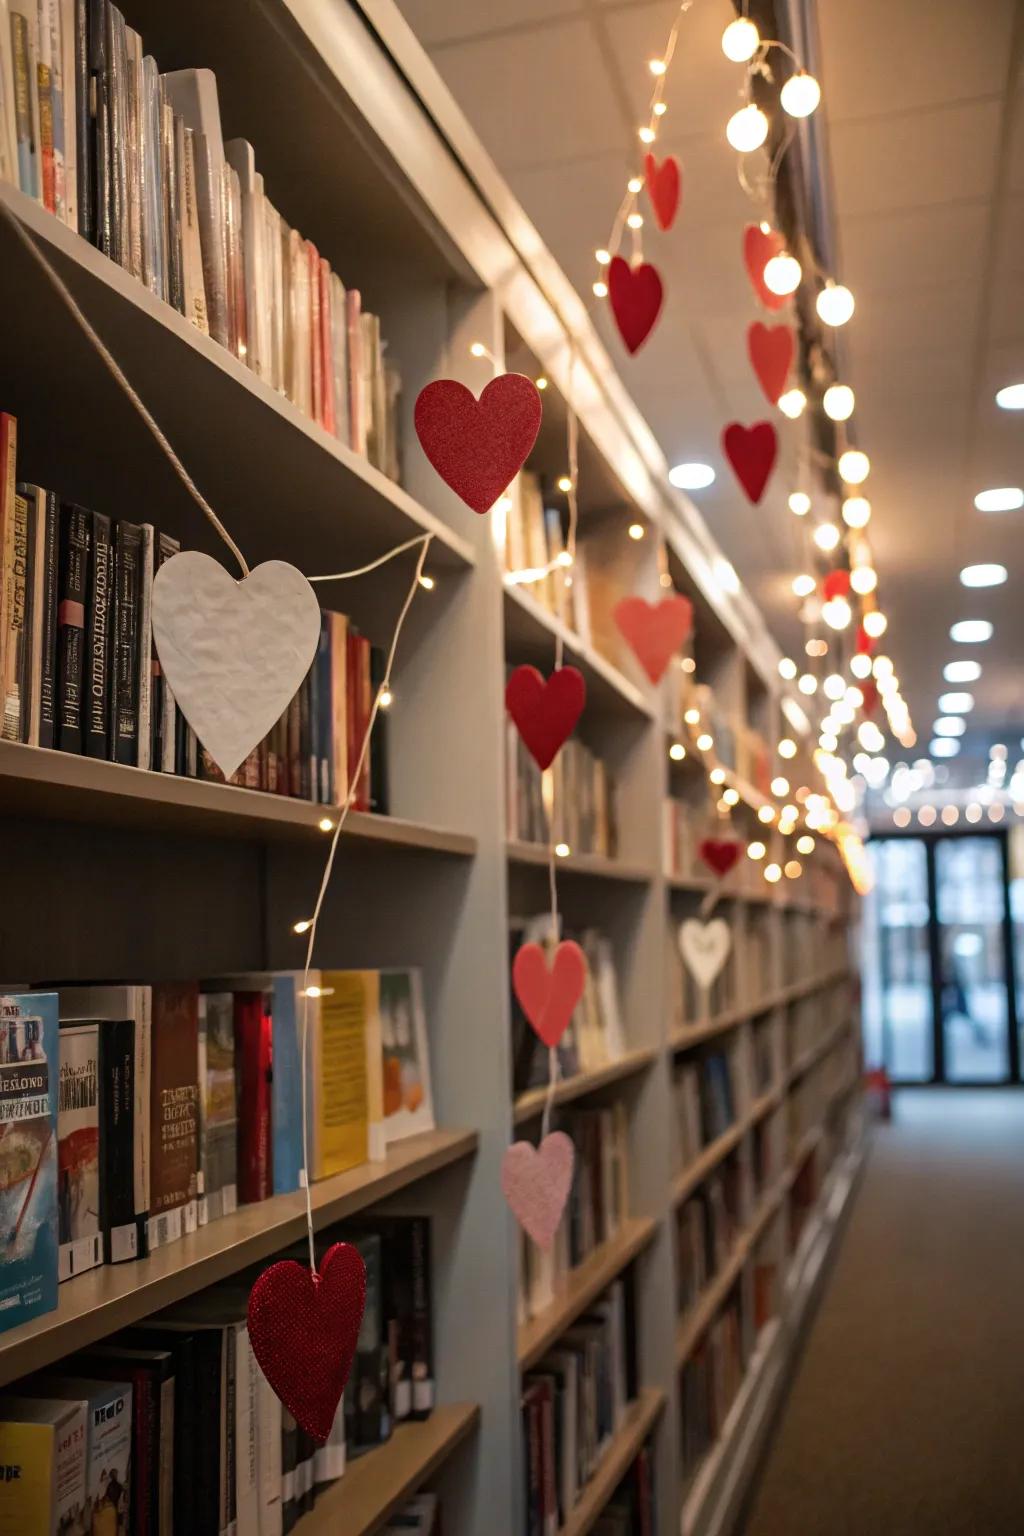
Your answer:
513,940 -> 587,1048
822,569 -> 851,601
722,421 -> 778,504
747,322 -> 794,406
414,374 -> 542,514
860,680 -> 880,716
248,1242 -> 366,1442
855,624 -> 874,655
506,665 -> 586,771
699,837 -> 743,879
613,594 -> 693,684
743,224 -> 787,312
644,152 -> 681,232
608,256 -> 664,354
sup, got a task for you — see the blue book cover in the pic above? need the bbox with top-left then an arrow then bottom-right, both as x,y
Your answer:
0,993 -> 59,1333
272,976 -> 303,1195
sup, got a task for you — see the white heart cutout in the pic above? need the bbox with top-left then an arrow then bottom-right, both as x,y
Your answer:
678,918 -> 732,990
152,551 -> 321,780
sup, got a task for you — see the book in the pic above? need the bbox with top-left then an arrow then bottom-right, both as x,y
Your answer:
0,1395 -> 86,1533
136,521 -> 154,768
0,485 -> 27,741
56,1020 -> 102,1280
303,971 -> 369,1179
379,969 -> 434,1146
83,508 -> 112,758
110,517 -> 141,765
68,1343 -> 174,1533
0,991 -> 59,1333
22,1376 -> 133,1533
34,487 -> 58,749
55,501 -> 89,752
196,992 -> 238,1225
232,987 -> 272,1204
148,981 -> 199,1249
267,975 -> 301,1197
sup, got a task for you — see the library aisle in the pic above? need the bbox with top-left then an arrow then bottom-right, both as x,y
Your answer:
741,1091 -> 1024,1536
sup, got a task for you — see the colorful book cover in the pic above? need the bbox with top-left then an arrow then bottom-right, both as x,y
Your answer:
0,993 -> 58,1334
148,983 -> 199,1249
379,970 -> 434,1147
25,1377 -> 132,1535
307,972 -> 368,1179
234,990 -> 272,1204
197,993 -> 238,1225
270,976 -> 301,1197
56,1022 -> 102,1281
0,1396 -> 86,1535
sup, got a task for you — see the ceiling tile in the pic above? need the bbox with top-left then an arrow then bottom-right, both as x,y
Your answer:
838,200 -> 992,298
829,99 -> 1002,217
395,0 -> 584,48
599,0 -> 739,135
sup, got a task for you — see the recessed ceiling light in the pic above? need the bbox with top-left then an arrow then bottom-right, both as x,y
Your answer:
950,620 -> 993,643
933,717 -> 966,737
996,383 -> 1024,410
669,461 -> 715,490
974,487 -> 1023,512
930,738 -> 960,758
944,659 -> 982,683
960,563 -> 1007,587
938,692 -> 974,713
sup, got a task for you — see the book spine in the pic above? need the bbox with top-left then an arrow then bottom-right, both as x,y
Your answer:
38,490 -> 59,748
369,645 -> 388,815
161,92 -> 182,312
136,522 -> 154,768
98,1017 -> 140,1263
410,1216 -> 434,1418
10,11 -> 38,198
135,986 -> 151,1257
235,993 -> 272,1205
26,487 -> 44,746
1,487 -> 28,742
73,0 -> 91,236
84,509 -> 112,758
0,414 -> 14,732
56,501 -> 89,752
111,519 -> 141,765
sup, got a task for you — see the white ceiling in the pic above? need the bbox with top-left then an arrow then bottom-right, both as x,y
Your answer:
395,0 -> 1024,778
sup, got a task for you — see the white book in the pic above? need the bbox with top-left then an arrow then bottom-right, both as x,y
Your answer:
312,1394 -> 346,1485
10,0 -> 41,199
177,119 -> 209,334
225,139 -> 269,380
236,1326 -> 260,1536
256,1367 -> 283,1536
0,2 -> 18,187
163,68 -> 227,344
136,522 -> 154,769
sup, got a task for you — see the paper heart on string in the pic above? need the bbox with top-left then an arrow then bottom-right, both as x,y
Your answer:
722,421 -> 778,504
860,680 -> 880,716
501,1132 -> 575,1250
248,1242 -> 366,1442
608,255 -> 664,355
152,552 -> 322,781
747,322 -> 794,406
613,594 -> 693,684
743,224 -> 787,312
505,665 -> 586,771
513,940 -> 587,1049
644,152 -> 681,232
822,569 -> 851,601
414,373 -> 542,515
699,838 -> 743,879
855,624 -> 874,655
678,918 -> 732,991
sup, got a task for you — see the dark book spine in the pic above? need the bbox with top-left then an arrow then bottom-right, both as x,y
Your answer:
299,663 -> 312,801
75,0 -> 93,240
85,510 -> 112,758
98,1018 -> 137,1263
369,645 -> 388,815
316,618 -> 331,804
89,0 -> 110,255
195,1334 -> 222,1536
409,1217 -> 434,1419
38,491 -> 60,749
112,520 -> 141,764
56,503 -> 90,753
17,487 -> 35,745
287,687 -> 301,799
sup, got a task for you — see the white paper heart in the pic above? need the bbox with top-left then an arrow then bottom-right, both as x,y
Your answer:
678,918 -> 732,991
152,552 -> 321,780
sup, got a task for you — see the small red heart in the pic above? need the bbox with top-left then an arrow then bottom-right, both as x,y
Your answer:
644,152 -> 681,232
506,665 -> 586,771
699,838 -> 743,879
248,1242 -> 366,1442
513,940 -> 587,1048
608,256 -> 664,354
414,374 -> 542,514
747,322 -> 794,405
822,569 -> 851,601
613,594 -> 693,684
743,225 -> 787,312
860,680 -> 880,716
855,624 -> 874,655
722,421 -> 778,504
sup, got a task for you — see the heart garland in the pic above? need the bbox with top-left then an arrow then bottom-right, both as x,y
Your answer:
747,322 -> 794,406
743,224 -> 787,312
247,1242 -> 367,1442
505,665 -> 586,771
613,593 -> 693,684
608,256 -> 664,355
822,569 -> 851,601
722,421 -> 778,505
501,1131 -> 575,1250
414,374 -> 543,514
698,837 -> 743,879
513,940 -> 587,1048
644,152 -> 681,232
678,918 -> 732,991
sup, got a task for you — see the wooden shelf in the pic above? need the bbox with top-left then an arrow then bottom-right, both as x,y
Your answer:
672,1122 -> 746,1208
293,1403 -> 479,1536
787,1020 -> 850,1086
513,1047 -> 658,1125
0,1128 -> 478,1388
518,1217 -> 658,1370
674,1184 -> 786,1368
507,841 -> 654,884
0,740 -> 477,853
559,1388 -> 666,1536
503,584 -> 654,720
668,986 -> 796,1052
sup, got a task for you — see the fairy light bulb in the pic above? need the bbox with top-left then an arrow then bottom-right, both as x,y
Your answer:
764,862 -> 782,883
764,252 -> 802,296
789,491 -> 811,516
839,449 -> 870,485
798,672 -> 818,695
727,103 -> 769,153
697,732 -> 714,751
771,776 -> 790,796
293,918 -> 313,934
710,766 -> 726,785
822,595 -> 852,630
653,102 -> 667,117
639,126 -> 656,144
824,673 -> 845,701
850,652 -> 873,679
816,283 -> 855,327
784,858 -> 804,879
778,657 -> 797,681
470,342 -> 486,358
627,211 -> 644,229
780,70 -> 821,118
842,496 -> 871,528
557,475 -> 573,493
797,835 -> 815,855
595,248 -> 611,265
792,573 -> 815,597
669,741 -> 686,762
593,280 -> 608,298
649,57 -> 667,75
723,787 -> 740,806
628,176 -> 643,193
378,688 -> 393,710
722,17 -> 760,62
812,523 -> 840,551
779,738 -> 797,759
863,609 -> 887,638
748,840 -> 766,860
778,388 -> 807,419
823,384 -> 855,421
850,565 -> 878,595
758,805 -> 776,824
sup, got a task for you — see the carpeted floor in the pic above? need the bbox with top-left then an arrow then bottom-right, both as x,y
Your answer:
740,1091 -> 1024,1535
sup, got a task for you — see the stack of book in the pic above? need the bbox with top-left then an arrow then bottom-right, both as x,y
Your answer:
510,920 -> 627,1098
679,1294 -> 744,1480
0,18 -> 400,474
506,718 -> 617,857
521,1276 -> 634,1533
0,412 -> 388,808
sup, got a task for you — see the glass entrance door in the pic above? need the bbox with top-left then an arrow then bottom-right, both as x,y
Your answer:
935,836 -> 1014,1082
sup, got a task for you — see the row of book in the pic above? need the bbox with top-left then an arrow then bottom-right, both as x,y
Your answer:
674,1050 -> 737,1169
661,798 -> 719,883
0,12 -> 400,475
0,972 -> 433,1329
676,1163 -> 742,1317
511,919 -> 627,1098
672,932 -> 738,1028
679,1295 -> 745,1482
0,414 -> 388,808
506,720 -> 618,856
521,1275 -> 635,1535
0,1214 -> 435,1535
592,1448 -> 656,1536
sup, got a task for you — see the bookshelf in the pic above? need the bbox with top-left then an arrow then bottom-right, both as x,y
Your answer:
0,1 -> 865,1533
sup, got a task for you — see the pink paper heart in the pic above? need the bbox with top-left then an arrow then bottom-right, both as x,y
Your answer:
613,594 -> 693,684
512,940 -> 587,1048
501,1132 -> 575,1250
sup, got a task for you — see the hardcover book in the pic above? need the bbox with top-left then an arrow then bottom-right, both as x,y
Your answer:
197,992 -> 238,1224
24,1376 -> 133,1534
0,992 -> 59,1333
148,981 -> 199,1249
0,1395 -> 86,1535
56,1021 -> 102,1281
55,501 -> 89,753
305,971 -> 369,1178
84,509 -> 112,758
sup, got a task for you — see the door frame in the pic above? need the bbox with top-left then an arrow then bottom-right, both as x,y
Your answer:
870,828 -> 1021,1086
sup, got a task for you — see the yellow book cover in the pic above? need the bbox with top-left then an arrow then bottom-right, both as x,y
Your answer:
0,1421 -> 54,1535
314,972 -> 370,1178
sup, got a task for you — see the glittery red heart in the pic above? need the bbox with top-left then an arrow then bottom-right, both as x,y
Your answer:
248,1242 -> 366,1442
505,664 -> 586,771
855,624 -> 874,655
822,569 -> 851,601
608,256 -> 664,354
644,152 -> 681,232
699,837 -> 743,879
414,374 -> 542,514
747,322 -> 794,405
613,594 -> 693,683
743,224 -> 787,312
722,421 -> 778,504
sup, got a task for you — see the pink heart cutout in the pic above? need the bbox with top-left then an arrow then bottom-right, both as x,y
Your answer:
512,940 -> 587,1048
501,1132 -> 575,1250
613,594 -> 693,684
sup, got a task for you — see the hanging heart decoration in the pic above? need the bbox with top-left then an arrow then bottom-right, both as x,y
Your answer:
722,421 -> 778,504
855,623 -> 874,655
698,837 -> 743,879
152,552 -> 322,781
860,680 -> 880,716
743,224 -> 787,311
414,373 -> 543,514
248,1242 -> 367,1442
513,940 -> 587,1049
747,322 -> 794,406
613,593 -> 693,684
505,665 -> 586,771
608,255 -> 664,355
822,570 -> 851,602
644,152 -> 681,232
501,1131 -> 575,1250
678,918 -> 732,991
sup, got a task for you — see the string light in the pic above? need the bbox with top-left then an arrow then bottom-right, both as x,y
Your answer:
792,573 -> 816,597
789,491 -> 811,516
850,652 -> 873,679
779,738 -> 797,758
727,103 -> 769,152
764,863 -> 782,883
797,835 -> 815,854
816,283 -> 855,327
771,776 -> 790,796
593,280 -> 609,298
822,596 -> 852,630
780,71 -> 821,118
628,176 -> 643,193
842,496 -> 871,528
628,522 -> 645,540
850,566 -> 877,594
784,859 -> 803,879
723,787 -> 740,805
779,658 -> 798,680
823,674 -> 846,701
763,252 -> 802,295
557,475 -> 573,492
863,610 -> 887,638
710,767 -> 726,785
758,805 -> 776,824
638,126 -> 656,145
823,384 -> 855,421
470,342 -> 487,358
806,638 -> 827,657
555,842 -> 571,858
696,732 -> 714,751
418,574 -> 435,591
627,212 -> 644,230
798,673 -> 818,694
778,389 -> 807,418
318,816 -> 335,832
839,449 -> 870,484
649,57 -> 667,75
722,17 -> 760,62
378,688 -> 394,709
748,840 -> 766,860
669,741 -> 686,762
813,523 -> 840,551
536,376 -> 549,390
684,707 -> 701,725
293,919 -> 313,934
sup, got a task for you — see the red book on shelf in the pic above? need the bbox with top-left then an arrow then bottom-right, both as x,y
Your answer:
345,631 -> 372,813
234,990 -> 272,1203
307,239 -> 324,427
